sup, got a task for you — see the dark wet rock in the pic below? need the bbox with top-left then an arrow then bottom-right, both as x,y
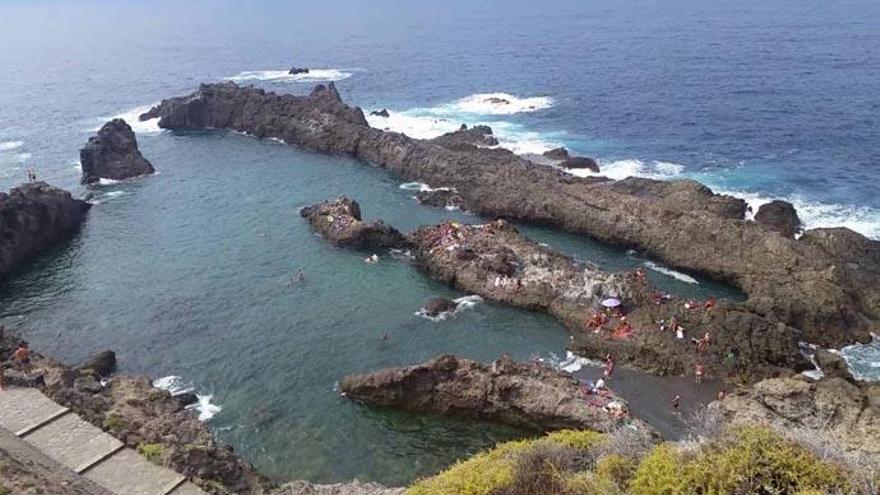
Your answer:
543,147 -> 570,161
174,392 -> 199,407
710,376 -> 880,455
414,189 -> 464,209
79,350 -> 116,377
300,198 -> 408,249
80,119 -> 155,185
3,370 -> 45,388
288,67 -> 310,75
484,97 -> 510,105
421,297 -> 457,317
814,349 -> 852,380
369,109 -> 390,118
147,83 -> 880,349
0,182 -> 90,279
558,156 -> 600,172
755,200 -> 801,238
430,124 -> 499,148
341,354 -> 655,434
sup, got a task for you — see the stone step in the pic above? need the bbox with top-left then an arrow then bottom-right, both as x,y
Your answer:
22,410 -> 124,473
84,447 -> 186,495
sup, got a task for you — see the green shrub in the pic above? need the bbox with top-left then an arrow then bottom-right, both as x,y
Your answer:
137,442 -> 165,463
595,453 -> 636,488
102,411 -> 123,432
630,443 -> 685,495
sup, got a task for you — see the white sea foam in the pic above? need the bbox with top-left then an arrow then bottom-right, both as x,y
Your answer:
643,261 -> 699,285
153,375 -> 223,421
0,141 -> 23,151
797,342 -> 825,380
839,335 -> 880,382
398,182 -> 453,193
104,191 -> 127,198
97,178 -> 120,185
14,153 -> 31,162
366,111 -> 460,139
442,93 -> 554,115
226,69 -> 352,83
544,351 -> 601,373
566,159 -> 687,181
415,295 -> 483,322
108,105 -> 162,134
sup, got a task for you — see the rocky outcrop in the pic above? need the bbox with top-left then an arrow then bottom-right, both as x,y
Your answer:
558,156 -> 600,172
430,124 -> 499,149
79,350 -> 116,377
369,109 -> 390,118
413,189 -> 464,210
710,376 -> 880,455
288,67 -> 309,75
0,182 -> 90,279
80,119 -> 154,184
754,200 -> 801,238
300,198 -> 407,249
146,82 -> 880,349
341,354 -> 654,434
543,147 -> 570,161
421,297 -> 457,317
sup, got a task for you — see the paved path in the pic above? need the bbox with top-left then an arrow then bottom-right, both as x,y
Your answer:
0,387 -> 207,495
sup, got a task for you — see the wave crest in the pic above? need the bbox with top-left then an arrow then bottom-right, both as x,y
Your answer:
226,69 -> 352,83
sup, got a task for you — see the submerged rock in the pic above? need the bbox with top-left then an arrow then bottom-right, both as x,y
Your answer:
147,82 -> 880,349
369,109 -> 390,118
421,297 -> 457,317
80,119 -> 155,185
288,67 -> 310,75
300,198 -> 408,249
341,354 -> 653,434
79,350 -> 116,377
0,182 -> 90,279
754,200 -> 801,238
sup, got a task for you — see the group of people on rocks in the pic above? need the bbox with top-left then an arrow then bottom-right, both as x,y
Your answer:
578,354 -> 630,420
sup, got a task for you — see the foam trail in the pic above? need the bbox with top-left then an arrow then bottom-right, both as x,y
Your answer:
108,105 -> 162,134
398,182 -> 453,193
226,69 -> 352,83
797,342 -> 824,380
644,261 -> 699,285
0,141 -> 23,151
152,375 -> 223,421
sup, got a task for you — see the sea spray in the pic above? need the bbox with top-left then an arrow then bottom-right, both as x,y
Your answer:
153,375 -> 223,421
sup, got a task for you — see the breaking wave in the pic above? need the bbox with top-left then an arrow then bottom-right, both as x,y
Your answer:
542,351 -> 601,373
226,69 -> 352,83
415,295 -> 483,322
153,375 -> 223,421
442,93 -> 554,115
839,336 -> 880,382
0,141 -> 24,151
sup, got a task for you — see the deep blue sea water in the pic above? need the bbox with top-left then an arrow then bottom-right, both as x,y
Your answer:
0,0 -> 878,485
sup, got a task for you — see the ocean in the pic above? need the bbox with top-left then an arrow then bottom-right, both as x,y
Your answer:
0,0 -> 877,485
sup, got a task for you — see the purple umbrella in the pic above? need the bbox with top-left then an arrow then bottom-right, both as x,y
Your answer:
601,298 -> 622,308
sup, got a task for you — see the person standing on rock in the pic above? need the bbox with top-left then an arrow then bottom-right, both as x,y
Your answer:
695,362 -> 705,384
13,341 -> 30,374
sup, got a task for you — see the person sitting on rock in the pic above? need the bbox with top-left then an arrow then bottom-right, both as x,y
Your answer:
704,297 -> 717,311
585,312 -> 606,331
633,267 -> 647,282
603,354 -> 615,377
684,299 -> 699,310
612,318 -> 633,339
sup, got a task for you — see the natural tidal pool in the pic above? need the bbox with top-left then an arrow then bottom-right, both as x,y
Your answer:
0,130 -> 738,484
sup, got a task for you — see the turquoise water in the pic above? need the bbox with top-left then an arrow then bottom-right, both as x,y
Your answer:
1,0 -> 878,484
0,130 -> 731,483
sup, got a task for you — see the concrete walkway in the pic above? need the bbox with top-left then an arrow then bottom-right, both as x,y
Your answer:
0,387 -> 206,495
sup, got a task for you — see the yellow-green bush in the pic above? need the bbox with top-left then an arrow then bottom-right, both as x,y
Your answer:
406,430 -> 604,495
137,442 -> 165,463
629,443 -> 686,495
679,426 -> 850,495
595,454 -> 637,488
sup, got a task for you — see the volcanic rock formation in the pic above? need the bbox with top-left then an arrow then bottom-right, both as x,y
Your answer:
144,82 -> 880,348
0,182 -> 90,279
754,200 -> 802,238
80,119 -> 154,184
299,197 -> 408,249
341,354 -> 653,434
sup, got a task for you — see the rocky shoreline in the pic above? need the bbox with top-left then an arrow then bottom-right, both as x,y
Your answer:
341,354 -> 655,435
302,197 -> 803,380
0,182 -> 90,279
144,81 -> 880,352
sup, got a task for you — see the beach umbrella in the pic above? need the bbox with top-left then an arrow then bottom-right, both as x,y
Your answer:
601,298 -> 622,308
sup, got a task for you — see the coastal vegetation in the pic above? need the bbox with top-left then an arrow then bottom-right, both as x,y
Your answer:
406,425 -> 878,495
